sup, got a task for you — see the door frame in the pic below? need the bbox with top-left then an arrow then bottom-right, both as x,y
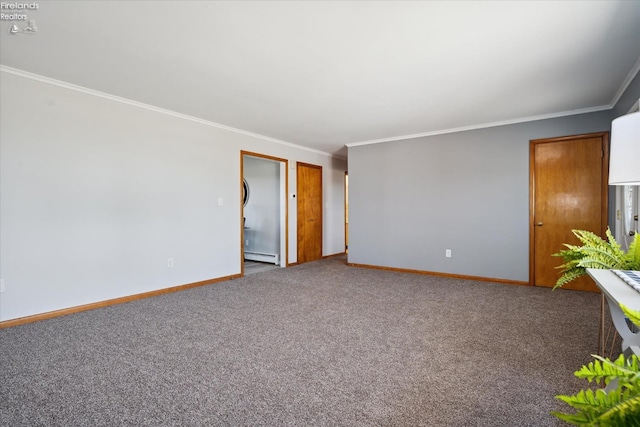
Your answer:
613,99 -> 640,249
614,185 -> 640,250
296,161 -> 323,264
240,151 -> 289,276
344,171 -> 348,253
528,132 -> 609,287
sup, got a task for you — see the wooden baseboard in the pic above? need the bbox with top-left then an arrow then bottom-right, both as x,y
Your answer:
0,273 -> 242,329
347,262 -> 529,286
287,252 -> 346,267
322,252 -> 346,259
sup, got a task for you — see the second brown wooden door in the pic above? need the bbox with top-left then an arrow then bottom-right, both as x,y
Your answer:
530,132 -> 608,292
297,162 -> 323,264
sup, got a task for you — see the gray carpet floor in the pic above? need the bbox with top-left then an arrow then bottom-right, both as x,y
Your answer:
0,256 -> 600,426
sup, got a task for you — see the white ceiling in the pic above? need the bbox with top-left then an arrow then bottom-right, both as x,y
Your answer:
2,1 -> 640,158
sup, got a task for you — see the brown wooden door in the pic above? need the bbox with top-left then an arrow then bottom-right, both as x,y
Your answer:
297,162 -> 322,263
530,133 -> 608,292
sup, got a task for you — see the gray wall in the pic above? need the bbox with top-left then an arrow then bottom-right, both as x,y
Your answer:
244,156 -> 281,256
348,111 -> 612,282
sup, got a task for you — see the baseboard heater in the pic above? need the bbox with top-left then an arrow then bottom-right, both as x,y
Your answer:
244,251 -> 279,265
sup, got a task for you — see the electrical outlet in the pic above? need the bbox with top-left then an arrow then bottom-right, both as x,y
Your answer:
0,279 -> 5,293
445,249 -> 452,258
168,258 -> 174,268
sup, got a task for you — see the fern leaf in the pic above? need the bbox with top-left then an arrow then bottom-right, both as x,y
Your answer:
573,229 -> 609,248
552,227 -> 634,288
578,258 -> 624,269
556,388 -> 610,410
555,387 -> 640,426
605,228 -> 626,259
573,244 -> 628,268
554,244 -> 584,259
621,305 -> 640,329
554,268 -> 586,290
587,354 -> 640,384
625,234 -> 640,269
595,392 -> 640,426
574,354 -> 637,385
580,246 -> 626,263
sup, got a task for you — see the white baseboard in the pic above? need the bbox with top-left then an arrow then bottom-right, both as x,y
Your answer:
244,251 -> 279,265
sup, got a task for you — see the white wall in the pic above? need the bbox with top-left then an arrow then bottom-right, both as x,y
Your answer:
0,70 -> 346,321
243,156 -> 280,256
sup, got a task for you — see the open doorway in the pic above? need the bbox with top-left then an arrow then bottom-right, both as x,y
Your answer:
613,99 -> 640,250
615,185 -> 639,251
345,172 -> 348,253
240,151 -> 288,275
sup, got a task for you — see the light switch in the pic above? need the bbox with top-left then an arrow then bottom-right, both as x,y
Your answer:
218,197 -> 223,206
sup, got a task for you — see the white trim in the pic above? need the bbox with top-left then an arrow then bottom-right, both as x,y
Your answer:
244,251 -> 279,265
610,56 -> 640,108
345,105 -> 611,147
5,60 -> 637,154
346,57 -> 640,148
0,65 -> 340,159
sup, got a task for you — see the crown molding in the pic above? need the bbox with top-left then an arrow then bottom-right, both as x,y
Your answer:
4,63 -> 633,157
610,55 -> 640,108
346,58 -> 640,148
0,65 -> 342,159
345,105 -> 612,148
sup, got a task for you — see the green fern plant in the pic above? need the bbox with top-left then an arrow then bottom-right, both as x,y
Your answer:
552,305 -> 640,426
553,228 -> 640,290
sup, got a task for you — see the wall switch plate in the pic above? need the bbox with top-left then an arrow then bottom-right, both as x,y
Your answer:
445,249 -> 452,258
168,258 -> 174,268
218,197 -> 224,206
0,279 -> 5,293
